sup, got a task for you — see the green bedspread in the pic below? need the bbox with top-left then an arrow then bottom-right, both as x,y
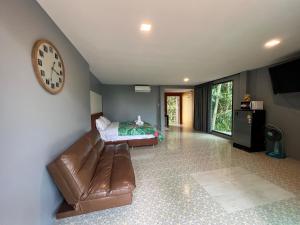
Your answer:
118,121 -> 164,141
118,121 -> 155,136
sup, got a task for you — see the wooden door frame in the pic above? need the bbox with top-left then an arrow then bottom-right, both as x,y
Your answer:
164,93 -> 183,124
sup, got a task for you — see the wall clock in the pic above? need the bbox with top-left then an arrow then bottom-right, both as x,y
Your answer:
32,39 -> 65,94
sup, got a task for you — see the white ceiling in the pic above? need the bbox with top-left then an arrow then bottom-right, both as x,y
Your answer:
37,0 -> 300,85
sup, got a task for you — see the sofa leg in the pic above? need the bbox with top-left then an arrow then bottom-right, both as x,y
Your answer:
56,193 -> 133,219
56,201 -> 81,219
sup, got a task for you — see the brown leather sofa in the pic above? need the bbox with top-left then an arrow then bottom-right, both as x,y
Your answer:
48,130 -> 136,219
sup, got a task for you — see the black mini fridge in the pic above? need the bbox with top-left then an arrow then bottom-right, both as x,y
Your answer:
233,110 -> 266,152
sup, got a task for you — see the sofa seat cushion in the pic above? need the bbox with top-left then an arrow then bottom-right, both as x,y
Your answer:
109,157 -> 136,196
114,143 -> 131,159
85,171 -> 110,200
83,146 -> 115,200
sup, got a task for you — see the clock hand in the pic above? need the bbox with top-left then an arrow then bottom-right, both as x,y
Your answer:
52,67 -> 60,76
50,62 -> 56,82
50,67 -> 54,82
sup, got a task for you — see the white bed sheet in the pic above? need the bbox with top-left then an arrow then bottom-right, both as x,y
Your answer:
99,122 -> 155,142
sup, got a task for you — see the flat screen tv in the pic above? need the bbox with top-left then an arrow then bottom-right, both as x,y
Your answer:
269,58 -> 300,94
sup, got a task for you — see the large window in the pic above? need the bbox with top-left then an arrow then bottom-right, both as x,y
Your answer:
210,81 -> 233,135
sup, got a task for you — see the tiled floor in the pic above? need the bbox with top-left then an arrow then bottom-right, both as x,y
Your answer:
191,167 -> 294,213
56,128 -> 300,225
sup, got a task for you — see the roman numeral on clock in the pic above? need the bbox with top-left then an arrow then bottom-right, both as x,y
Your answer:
39,50 -> 44,58
43,45 -> 48,52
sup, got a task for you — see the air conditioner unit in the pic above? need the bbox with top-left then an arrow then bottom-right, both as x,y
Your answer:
134,85 -> 151,93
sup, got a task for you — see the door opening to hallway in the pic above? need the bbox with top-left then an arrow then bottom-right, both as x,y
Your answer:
167,95 -> 181,126
165,90 -> 194,129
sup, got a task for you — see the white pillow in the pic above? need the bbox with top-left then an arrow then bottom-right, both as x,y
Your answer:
100,116 -> 111,126
96,117 -> 108,131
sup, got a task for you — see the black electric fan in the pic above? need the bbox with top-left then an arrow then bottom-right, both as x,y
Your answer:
265,124 -> 286,159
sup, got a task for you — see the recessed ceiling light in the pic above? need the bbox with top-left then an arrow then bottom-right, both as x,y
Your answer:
264,39 -> 281,48
140,23 -> 152,32
184,78 -> 189,82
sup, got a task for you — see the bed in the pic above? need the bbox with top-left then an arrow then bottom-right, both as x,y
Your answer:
91,112 -> 158,147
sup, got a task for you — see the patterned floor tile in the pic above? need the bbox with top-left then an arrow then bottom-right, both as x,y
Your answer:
55,128 -> 300,225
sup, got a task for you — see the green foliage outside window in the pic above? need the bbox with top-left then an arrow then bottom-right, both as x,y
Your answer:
211,81 -> 233,135
167,96 -> 178,124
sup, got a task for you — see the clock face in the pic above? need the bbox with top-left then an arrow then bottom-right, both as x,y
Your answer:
32,40 -> 65,94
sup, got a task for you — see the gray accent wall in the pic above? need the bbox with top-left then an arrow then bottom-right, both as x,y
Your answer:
195,66 -> 300,159
248,68 -> 300,159
100,85 -> 160,127
0,1 -> 91,225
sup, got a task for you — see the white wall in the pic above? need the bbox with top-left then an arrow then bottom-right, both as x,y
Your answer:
182,91 -> 194,128
90,91 -> 102,114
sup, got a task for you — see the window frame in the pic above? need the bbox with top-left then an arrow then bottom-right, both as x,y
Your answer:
209,80 -> 234,137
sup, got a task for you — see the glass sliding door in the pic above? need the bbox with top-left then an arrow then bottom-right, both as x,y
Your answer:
210,81 -> 233,136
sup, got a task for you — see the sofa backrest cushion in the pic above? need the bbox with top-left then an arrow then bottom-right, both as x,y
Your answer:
85,130 -> 101,146
48,131 -> 103,206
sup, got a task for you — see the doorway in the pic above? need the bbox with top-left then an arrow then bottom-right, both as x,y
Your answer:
164,90 -> 194,128
167,95 -> 181,125
165,93 -> 182,126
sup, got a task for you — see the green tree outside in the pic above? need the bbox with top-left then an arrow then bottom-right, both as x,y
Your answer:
211,81 -> 233,135
167,96 -> 179,125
